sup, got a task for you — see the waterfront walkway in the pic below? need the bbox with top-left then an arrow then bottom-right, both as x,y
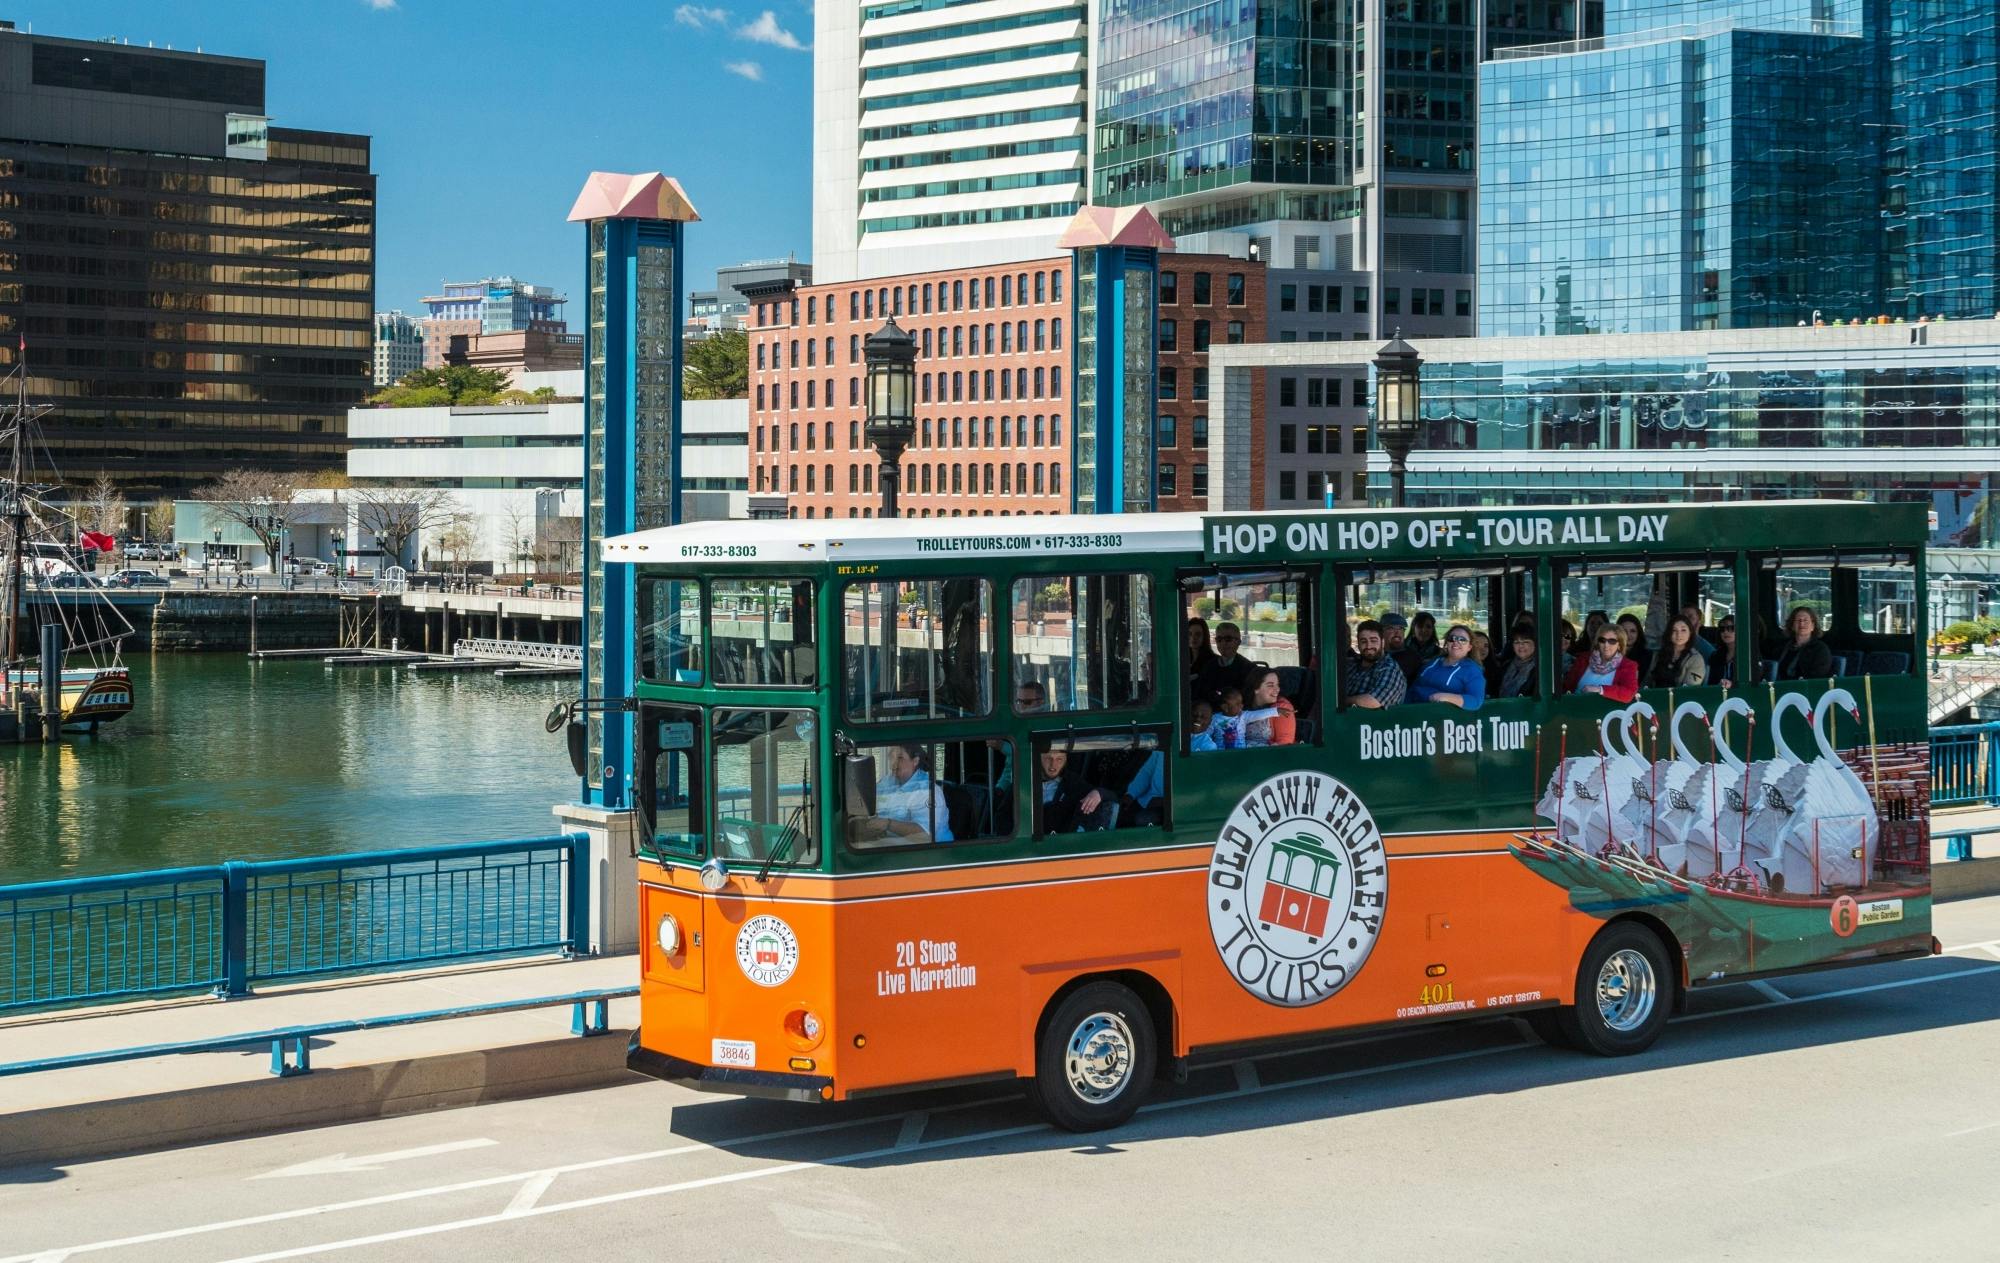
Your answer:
0,953 -> 637,1169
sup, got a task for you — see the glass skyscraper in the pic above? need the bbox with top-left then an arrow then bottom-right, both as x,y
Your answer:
0,31 -> 374,493
1480,1 -> 1999,336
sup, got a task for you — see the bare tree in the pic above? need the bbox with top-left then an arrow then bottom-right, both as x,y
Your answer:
85,475 -> 127,537
196,469 -> 300,573
350,487 -> 464,571
536,515 -> 583,577
437,515 -> 480,571
496,500 -> 534,577
144,500 -> 175,544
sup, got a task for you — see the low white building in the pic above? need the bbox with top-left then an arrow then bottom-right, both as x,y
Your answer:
344,370 -> 749,569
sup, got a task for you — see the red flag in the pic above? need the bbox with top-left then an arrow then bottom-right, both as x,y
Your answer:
80,530 -> 116,553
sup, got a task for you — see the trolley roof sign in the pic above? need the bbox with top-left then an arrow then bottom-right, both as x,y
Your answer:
1202,500 -> 1928,567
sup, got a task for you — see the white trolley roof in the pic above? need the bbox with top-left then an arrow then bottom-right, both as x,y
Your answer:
603,512 -> 1210,565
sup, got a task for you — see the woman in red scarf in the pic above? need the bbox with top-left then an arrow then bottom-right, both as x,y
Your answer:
1563,622 -> 1640,702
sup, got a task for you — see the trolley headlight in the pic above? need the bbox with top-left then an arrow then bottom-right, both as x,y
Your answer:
698,858 -> 729,892
656,913 -> 682,957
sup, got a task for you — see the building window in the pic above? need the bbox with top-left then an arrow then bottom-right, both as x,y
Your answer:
1279,424 -> 1296,453
1051,272 -> 1063,303
1306,471 -> 1323,504
1192,368 -> 1209,401
864,290 -> 874,320
1051,317 -> 1061,345
1456,289 -> 1472,318
1192,273 -> 1211,305
1280,283 -> 1297,312
851,292 -> 860,320
1306,425 -> 1324,454
1351,426 -> 1367,455
1160,272 -> 1178,304
1189,464 -> 1205,498
1157,414 -> 1177,448
1193,321 -> 1210,352
1351,378 -> 1367,407
1034,320 -> 1046,351
1034,366 -> 1045,396
1279,470 -> 1296,500
1385,288 -> 1401,316
1192,417 -> 1208,448
1354,287 -> 1369,315
1226,321 -> 1244,344
1158,463 -> 1177,498
921,284 -> 931,314
1227,273 -> 1245,306
1307,285 -> 1324,314
1279,377 -> 1296,407
1034,271 -> 1046,303
1158,319 -> 1176,351
1049,414 -> 1062,444
1159,367 -> 1178,400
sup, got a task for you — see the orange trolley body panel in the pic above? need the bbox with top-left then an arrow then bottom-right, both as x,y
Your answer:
635,829 -> 1598,1099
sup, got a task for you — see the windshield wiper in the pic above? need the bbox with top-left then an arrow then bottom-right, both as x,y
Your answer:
756,779 -> 812,883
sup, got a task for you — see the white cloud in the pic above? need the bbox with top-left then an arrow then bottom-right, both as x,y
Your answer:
365,0 -> 396,10
675,5 -> 729,28
724,60 -> 765,81
736,10 -> 806,49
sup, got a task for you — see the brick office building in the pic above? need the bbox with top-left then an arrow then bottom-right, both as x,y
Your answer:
1154,256 -> 1266,511
747,260 -> 1075,518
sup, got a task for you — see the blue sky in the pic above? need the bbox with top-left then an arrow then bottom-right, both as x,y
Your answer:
29,0 -> 815,314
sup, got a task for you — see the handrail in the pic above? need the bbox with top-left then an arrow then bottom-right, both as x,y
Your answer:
0,985 -> 638,1079
1,834 -> 593,1012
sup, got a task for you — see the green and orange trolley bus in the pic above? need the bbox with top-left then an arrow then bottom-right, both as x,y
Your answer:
609,500 -> 1936,1130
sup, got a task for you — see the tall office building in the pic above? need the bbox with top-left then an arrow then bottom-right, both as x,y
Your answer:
372,311 -> 423,387
1093,0 -> 1583,343
419,276 -> 567,367
814,0 -> 1089,282
1480,1 -> 2000,336
0,27 -> 375,492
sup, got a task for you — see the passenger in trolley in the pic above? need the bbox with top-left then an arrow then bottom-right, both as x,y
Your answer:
851,743 -> 952,847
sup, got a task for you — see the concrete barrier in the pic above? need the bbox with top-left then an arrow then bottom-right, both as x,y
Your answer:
0,1028 -> 639,1169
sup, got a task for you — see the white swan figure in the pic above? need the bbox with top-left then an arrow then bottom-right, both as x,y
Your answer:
1535,708 -> 1626,849
1573,701 -> 1654,856
1625,700 -> 1709,867
1755,689 -> 1878,893
1739,693 -> 1816,882
1683,697 -> 1755,880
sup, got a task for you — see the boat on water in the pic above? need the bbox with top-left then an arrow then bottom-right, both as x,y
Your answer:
0,357 -> 137,738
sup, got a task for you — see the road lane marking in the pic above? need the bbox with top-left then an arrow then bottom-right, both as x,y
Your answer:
501,1172 -> 557,1217
1942,938 -> 2000,956
209,1043 -> 1538,1263
1945,1120 -> 2000,1138
0,1101 -> 1013,1263
18,959 -> 2000,1263
253,1140 -> 498,1180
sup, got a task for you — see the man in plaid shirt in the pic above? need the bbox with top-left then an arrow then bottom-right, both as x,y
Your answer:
1343,619 -> 1406,709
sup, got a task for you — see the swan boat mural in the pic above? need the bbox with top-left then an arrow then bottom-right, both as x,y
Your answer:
1513,683 -> 1930,979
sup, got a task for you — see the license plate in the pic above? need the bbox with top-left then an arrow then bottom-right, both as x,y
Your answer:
712,1038 -> 755,1068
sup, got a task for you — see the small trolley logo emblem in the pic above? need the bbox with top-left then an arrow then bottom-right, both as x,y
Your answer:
1206,770 -> 1388,1007
735,914 -> 801,988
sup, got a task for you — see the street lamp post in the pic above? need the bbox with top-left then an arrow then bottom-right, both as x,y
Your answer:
863,317 -> 917,519
1372,332 -> 1423,509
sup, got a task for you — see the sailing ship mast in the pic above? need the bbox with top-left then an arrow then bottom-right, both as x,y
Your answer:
2,344 -> 29,685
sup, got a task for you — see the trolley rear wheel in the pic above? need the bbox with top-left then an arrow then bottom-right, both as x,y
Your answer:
1032,981 -> 1157,1132
1553,923 -> 1674,1056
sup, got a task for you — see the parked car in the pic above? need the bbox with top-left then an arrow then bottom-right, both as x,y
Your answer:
283,559 -> 332,577
107,569 -> 169,588
43,571 -> 100,588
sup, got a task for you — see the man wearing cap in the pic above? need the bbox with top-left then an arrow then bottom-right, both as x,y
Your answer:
1196,620 -> 1256,706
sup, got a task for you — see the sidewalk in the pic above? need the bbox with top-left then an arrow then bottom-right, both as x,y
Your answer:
1933,807 -> 2000,900
0,953 -> 640,1169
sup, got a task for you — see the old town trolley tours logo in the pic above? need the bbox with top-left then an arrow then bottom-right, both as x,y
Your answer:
1206,770 -> 1388,1007
735,914 -> 801,988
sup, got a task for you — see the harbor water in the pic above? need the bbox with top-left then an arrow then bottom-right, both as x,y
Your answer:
0,654 -> 578,886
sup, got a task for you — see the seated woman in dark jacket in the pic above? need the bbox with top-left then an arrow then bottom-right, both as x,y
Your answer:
1036,748 -> 1116,833
1645,614 -> 1709,689
1773,605 -> 1834,680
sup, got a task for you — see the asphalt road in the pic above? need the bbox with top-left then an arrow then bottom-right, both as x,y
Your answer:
6,898 -> 2000,1263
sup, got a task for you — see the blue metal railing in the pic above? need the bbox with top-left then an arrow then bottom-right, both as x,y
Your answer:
1932,721 -> 2000,808
0,835 -> 590,1013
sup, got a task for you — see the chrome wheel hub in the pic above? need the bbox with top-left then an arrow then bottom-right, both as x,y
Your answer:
1065,1012 -> 1135,1104
1596,947 -> 1658,1033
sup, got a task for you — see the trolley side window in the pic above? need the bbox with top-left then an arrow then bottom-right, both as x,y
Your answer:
1754,551 -> 1919,681
639,705 -> 704,860
841,578 -> 994,722
1029,729 -> 1169,837
1012,572 -> 1154,713
841,738 -> 1013,850
710,578 -> 816,688
1180,568 -> 1320,744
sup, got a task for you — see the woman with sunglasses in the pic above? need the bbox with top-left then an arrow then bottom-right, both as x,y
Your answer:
1563,622 -> 1640,702
1410,624 -> 1487,711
